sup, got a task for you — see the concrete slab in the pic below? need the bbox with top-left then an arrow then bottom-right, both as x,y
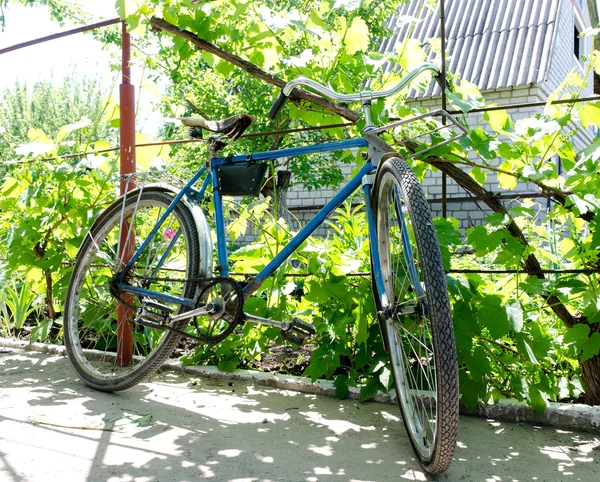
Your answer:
0,348 -> 599,482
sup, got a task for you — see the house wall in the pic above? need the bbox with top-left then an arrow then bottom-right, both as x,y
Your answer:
290,0 -> 594,229
234,0 -> 597,242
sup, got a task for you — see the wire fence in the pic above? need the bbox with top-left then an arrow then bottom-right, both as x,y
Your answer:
428,192 -> 553,231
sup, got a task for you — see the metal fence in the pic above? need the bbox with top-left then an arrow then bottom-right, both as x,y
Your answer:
428,192 -> 553,231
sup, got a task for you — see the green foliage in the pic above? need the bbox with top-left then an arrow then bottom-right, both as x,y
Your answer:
0,279 -> 41,336
0,71 -> 116,163
182,201 -> 389,397
1,114 -> 118,339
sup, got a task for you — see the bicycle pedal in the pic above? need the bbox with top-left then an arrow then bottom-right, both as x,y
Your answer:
136,298 -> 174,325
280,318 -> 315,345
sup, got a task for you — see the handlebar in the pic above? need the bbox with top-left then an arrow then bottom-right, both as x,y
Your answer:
268,62 -> 442,119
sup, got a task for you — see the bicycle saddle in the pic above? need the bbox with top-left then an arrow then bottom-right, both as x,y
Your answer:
180,113 -> 254,141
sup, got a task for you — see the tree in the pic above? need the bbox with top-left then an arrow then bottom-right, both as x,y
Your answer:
0,70 -> 118,328
0,70 -> 116,162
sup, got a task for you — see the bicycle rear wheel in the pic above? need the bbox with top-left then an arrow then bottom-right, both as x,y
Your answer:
372,158 -> 458,474
64,188 -> 205,391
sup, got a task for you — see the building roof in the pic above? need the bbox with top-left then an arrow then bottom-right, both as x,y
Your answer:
380,0 -> 561,95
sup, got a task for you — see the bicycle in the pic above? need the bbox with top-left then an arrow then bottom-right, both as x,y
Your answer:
63,62 -> 466,474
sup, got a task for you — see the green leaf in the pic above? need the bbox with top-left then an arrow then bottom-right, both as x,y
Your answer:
215,60 -> 235,76
453,301 -> 479,351
459,371 -> 486,410
526,322 -> 552,359
581,332 -> 600,361
378,366 -> 391,390
359,375 -> 382,401
578,102 -> 600,129
466,226 -> 505,254
528,386 -> 548,413
506,302 -> 523,333
509,376 -> 529,401
217,358 -> 239,372
1,178 -> 22,198
355,298 -> 369,345
303,280 -> 330,303
243,297 -> 267,317
477,295 -> 510,340
498,162 -> 518,190
463,128 -> 496,160
568,194 -> 600,217
249,50 -> 265,68
303,355 -> 328,382
497,142 -> 521,160
564,324 -> 592,356
334,374 -> 350,399
484,109 -> 513,133
115,0 -> 138,20
516,333 -> 539,364
484,212 -> 506,226
345,17 -> 369,55
465,346 -> 491,380
448,93 -> 474,113
136,414 -> 153,427
470,167 -> 487,185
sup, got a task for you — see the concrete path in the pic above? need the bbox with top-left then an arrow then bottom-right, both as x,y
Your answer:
0,348 -> 599,482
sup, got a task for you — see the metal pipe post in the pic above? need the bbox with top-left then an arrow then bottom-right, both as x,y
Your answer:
117,21 -> 136,367
440,0 -> 448,218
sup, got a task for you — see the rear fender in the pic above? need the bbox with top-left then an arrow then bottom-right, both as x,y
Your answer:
86,184 -> 213,277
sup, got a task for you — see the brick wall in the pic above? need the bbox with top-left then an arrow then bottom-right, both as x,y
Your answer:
283,0 -> 595,227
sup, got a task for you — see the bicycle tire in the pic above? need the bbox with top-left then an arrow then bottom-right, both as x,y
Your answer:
64,188 -> 204,391
372,157 -> 459,474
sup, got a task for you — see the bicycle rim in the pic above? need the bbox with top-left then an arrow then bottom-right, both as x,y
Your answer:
64,190 -> 201,391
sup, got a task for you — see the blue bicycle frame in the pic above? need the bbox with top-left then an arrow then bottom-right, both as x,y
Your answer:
117,135 -> 401,312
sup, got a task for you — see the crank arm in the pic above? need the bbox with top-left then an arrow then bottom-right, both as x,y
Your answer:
244,313 -> 290,330
169,303 -> 215,323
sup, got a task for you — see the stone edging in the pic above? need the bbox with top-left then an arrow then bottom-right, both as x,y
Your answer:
2,337 -> 599,433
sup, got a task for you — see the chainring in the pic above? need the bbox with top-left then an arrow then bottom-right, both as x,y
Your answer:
189,276 -> 244,344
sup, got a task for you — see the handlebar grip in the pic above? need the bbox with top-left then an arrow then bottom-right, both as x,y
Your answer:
267,90 -> 289,119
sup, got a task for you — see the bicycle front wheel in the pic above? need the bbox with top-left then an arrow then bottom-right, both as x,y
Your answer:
64,188 -> 204,391
373,158 -> 458,474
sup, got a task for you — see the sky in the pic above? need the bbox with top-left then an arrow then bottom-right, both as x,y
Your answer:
0,2 -> 116,90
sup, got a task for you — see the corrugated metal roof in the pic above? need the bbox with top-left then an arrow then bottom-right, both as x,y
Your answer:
381,0 -> 560,95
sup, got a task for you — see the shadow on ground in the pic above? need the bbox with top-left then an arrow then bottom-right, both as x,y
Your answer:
0,349 -> 598,482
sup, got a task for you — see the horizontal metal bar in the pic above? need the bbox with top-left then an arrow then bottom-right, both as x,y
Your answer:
0,18 -> 121,55
213,138 -> 368,164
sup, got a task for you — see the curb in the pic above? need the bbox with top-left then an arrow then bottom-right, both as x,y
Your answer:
2,338 -> 599,433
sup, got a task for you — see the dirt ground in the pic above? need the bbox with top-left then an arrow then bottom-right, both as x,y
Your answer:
1,348 -> 599,482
